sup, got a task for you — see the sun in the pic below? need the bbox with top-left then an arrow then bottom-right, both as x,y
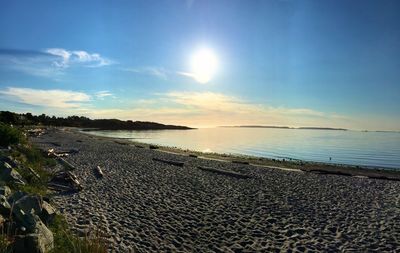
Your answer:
190,48 -> 218,83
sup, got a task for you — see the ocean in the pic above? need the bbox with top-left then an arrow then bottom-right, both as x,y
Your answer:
85,127 -> 400,169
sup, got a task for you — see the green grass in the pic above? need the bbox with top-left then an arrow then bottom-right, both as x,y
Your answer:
49,215 -> 108,253
9,144 -> 54,195
0,214 -> 15,253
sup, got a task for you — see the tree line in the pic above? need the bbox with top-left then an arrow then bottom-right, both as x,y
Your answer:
0,111 -> 192,130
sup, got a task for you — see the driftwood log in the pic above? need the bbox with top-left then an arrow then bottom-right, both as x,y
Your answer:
95,166 -> 104,178
152,157 -> 184,167
197,166 -> 251,179
232,160 -> 250,165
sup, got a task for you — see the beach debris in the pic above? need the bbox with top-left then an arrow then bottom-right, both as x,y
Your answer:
152,157 -> 185,167
47,149 -> 77,170
232,160 -> 250,165
188,154 -> 198,158
47,148 -> 79,156
149,145 -> 159,149
27,128 -> 46,137
48,171 -> 83,192
197,166 -> 251,179
95,165 -> 104,178
135,145 -> 145,148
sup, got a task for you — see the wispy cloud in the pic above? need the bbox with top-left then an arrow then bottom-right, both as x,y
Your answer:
1,87 -> 396,130
0,87 -> 91,108
123,67 -> 168,80
81,91 -> 349,128
95,90 -> 114,100
0,48 -> 114,78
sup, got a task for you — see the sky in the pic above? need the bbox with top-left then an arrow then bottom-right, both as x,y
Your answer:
0,0 -> 399,130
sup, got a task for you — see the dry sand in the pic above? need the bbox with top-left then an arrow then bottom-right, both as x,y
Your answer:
32,128 -> 400,252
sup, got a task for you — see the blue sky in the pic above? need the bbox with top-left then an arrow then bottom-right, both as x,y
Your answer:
0,0 -> 399,130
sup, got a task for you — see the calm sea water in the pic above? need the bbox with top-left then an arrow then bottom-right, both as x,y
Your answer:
85,128 -> 400,169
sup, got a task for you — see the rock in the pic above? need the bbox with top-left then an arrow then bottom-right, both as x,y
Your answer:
12,208 -> 37,231
14,195 -> 43,216
0,162 -> 26,185
0,194 -> 11,216
14,216 -> 54,253
40,201 -> 57,224
0,185 -> 11,197
8,190 -> 27,204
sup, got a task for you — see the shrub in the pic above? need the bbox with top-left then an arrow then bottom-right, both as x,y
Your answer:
0,123 -> 23,147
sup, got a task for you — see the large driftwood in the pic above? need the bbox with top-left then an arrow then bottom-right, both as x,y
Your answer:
47,149 -> 77,170
152,157 -> 184,167
56,157 -> 77,170
197,166 -> 251,179
50,171 -> 83,191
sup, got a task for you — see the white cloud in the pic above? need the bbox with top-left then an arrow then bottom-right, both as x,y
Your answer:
45,48 -> 113,68
0,87 -> 90,108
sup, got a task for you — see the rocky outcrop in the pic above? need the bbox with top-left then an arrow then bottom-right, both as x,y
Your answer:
5,192 -> 56,253
13,215 -> 54,253
0,151 -> 56,252
0,161 -> 26,185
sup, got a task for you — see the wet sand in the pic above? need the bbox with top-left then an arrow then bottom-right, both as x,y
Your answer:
32,128 -> 400,252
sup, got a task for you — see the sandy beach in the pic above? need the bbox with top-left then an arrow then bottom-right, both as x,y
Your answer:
31,128 -> 400,252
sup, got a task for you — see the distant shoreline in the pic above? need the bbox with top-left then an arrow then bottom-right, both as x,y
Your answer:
220,125 -> 348,131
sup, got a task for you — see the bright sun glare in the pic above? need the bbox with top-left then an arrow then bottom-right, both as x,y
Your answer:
190,48 -> 218,84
